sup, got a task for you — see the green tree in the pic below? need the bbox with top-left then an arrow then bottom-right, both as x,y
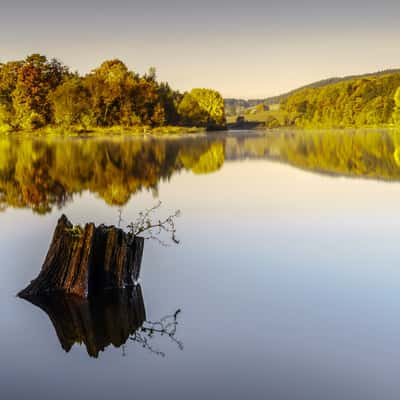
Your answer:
178,92 -> 208,126
50,77 -> 93,127
178,88 -> 226,130
393,87 -> 400,124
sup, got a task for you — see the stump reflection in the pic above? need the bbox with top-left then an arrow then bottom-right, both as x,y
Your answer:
20,286 -> 146,358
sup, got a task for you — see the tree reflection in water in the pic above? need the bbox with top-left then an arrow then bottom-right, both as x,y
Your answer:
19,286 -> 183,358
0,136 -> 225,214
3,129 -> 400,214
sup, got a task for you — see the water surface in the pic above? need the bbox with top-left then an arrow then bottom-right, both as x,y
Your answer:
2,129 -> 400,399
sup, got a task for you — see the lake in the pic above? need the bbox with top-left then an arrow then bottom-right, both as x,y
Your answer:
2,129 -> 400,399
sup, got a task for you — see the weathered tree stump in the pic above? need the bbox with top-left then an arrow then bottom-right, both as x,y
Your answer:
18,214 -> 144,298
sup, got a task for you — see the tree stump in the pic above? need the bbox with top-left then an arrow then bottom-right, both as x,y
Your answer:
18,214 -> 144,298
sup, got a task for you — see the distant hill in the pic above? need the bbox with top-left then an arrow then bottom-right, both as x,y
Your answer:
224,98 -> 262,116
225,68 -> 400,116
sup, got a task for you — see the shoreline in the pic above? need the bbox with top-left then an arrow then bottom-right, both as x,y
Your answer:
1,125 -> 399,141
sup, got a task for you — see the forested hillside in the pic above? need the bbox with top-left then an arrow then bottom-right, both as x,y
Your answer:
281,72 -> 400,128
227,70 -> 400,129
224,69 -> 400,115
264,69 -> 400,106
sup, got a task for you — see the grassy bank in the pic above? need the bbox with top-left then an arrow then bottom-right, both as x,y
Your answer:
0,125 -> 207,137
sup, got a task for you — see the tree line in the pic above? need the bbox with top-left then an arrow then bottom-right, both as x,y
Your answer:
0,54 -> 226,132
225,69 -> 400,121
279,72 -> 400,128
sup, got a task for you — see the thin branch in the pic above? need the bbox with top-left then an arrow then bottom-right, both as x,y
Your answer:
127,201 -> 181,246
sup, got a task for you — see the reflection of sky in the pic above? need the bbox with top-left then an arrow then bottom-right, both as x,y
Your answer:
1,0 -> 400,97
2,160 -> 400,399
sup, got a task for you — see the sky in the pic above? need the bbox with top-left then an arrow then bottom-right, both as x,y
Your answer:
1,0 -> 400,98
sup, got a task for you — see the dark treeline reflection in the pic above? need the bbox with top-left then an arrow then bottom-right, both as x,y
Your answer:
20,286 -> 182,358
2,129 -> 400,213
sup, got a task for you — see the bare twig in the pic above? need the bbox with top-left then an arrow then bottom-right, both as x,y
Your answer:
127,201 -> 181,246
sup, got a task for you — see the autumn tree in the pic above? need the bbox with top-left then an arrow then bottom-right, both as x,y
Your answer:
132,74 -> 166,126
0,61 -> 23,130
85,59 -> 138,126
157,82 -> 182,125
12,54 -> 68,129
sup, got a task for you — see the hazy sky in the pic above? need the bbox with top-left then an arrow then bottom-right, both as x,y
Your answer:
1,0 -> 400,98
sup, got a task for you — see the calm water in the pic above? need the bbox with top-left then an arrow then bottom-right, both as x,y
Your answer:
2,129 -> 400,399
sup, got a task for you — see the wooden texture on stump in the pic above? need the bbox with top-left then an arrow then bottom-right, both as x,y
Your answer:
18,214 -> 144,298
